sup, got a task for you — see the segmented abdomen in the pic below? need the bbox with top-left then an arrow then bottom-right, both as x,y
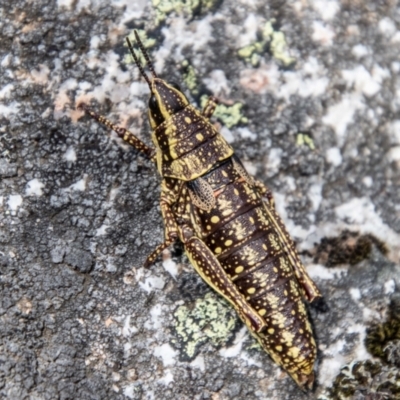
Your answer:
191,157 -> 316,376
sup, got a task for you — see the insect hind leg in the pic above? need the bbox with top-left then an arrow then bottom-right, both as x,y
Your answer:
78,103 -> 155,159
201,96 -> 218,119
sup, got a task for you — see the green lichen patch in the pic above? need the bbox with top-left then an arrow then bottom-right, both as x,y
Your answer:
172,292 -> 238,361
296,132 -> 316,150
181,60 -> 200,96
312,230 -> 388,267
124,30 -> 157,67
322,360 -> 400,399
238,20 -> 296,67
152,0 -> 222,25
365,295 -> 400,367
200,95 -> 248,129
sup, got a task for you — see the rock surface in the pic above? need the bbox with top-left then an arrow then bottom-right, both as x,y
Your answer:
1,0 -> 400,399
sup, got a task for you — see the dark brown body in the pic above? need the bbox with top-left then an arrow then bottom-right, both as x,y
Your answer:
168,156 -> 317,384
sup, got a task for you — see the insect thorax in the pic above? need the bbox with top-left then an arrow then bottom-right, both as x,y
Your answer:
152,105 -> 234,181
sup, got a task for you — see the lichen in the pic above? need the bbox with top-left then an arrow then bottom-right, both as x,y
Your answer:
172,292 -> 238,360
181,60 -> 200,96
200,95 -> 248,128
152,0 -> 222,25
296,133 -> 316,150
365,295 -> 400,368
238,19 -> 296,67
321,360 -> 400,400
313,230 -> 388,267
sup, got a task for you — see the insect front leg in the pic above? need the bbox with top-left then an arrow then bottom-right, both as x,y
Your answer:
201,96 -> 218,119
144,179 -> 182,268
181,230 -> 266,333
78,103 -> 155,160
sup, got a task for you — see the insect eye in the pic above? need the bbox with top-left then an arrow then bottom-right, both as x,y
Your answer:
149,94 -> 159,112
169,81 -> 181,91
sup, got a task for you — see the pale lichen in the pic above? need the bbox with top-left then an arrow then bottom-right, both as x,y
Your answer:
172,292 -> 238,360
238,20 -> 296,67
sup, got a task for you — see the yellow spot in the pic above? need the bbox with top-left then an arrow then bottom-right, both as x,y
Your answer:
287,347 -> 300,359
185,117 -> 192,124
276,345 -> 283,352
225,239 -> 233,246
196,133 -> 204,141
235,266 -> 244,274
268,328 -> 274,334
247,288 -> 256,294
258,309 -> 267,316
206,225 -> 212,230
249,217 -> 255,224
215,247 -> 222,254
222,170 -> 228,177
211,216 -> 220,223
234,188 -> 239,196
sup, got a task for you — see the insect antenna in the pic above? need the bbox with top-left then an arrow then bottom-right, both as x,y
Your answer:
126,37 -> 152,87
133,30 -> 158,78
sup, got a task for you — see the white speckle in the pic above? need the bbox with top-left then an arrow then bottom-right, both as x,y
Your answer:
378,17 -> 397,36
311,0 -> 339,20
280,68 -> 329,98
96,224 -> 110,236
326,147 -> 342,166
389,120 -> 400,144
57,0 -> 73,9
64,147 -> 77,162
191,355 -> 205,372
144,304 -> 164,331
1,54 -> 11,67
219,326 -> 247,358
265,148 -> 282,175
312,21 -> 335,46
123,384 -> 138,399
349,288 -> 361,301
309,183 -> 323,212
342,65 -> 389,97
387,146 -> 400,162
220,126 -> 234,143
203,69 -> 231,96
26,179 -> 45,196
122,315 -> 138,337
236,127 -> 257,141
322,94 -> 364,144
242,161 -> 257,177
66,177 -> 86,192
0,84 -> 14,99
139,275 -> 166,294
352,44 -> 369,58
162,257 -> 179,279
0,101 -> 20,117
8,194 -> 23,211
384,279 -> 395,295
306,264 -> 336,280
158,370 -> 174,385
153,343 -> 176,367
362,176 -> 373,187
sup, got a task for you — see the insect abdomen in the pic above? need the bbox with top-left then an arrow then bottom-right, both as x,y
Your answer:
190,157 -> 316,379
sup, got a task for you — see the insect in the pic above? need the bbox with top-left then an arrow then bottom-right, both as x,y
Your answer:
79,31 -> 322,390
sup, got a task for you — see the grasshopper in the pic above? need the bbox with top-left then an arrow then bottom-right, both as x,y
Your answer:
79,31 -> 322,390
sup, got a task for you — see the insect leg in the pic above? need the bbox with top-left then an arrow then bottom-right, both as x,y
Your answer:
144,197 -> 179,268
184,235 -> 266,333
201,96 -> 218,119
78,103 -> 155,160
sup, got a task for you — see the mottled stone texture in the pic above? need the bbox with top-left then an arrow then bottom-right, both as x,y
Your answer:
1,0 -> 400,399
